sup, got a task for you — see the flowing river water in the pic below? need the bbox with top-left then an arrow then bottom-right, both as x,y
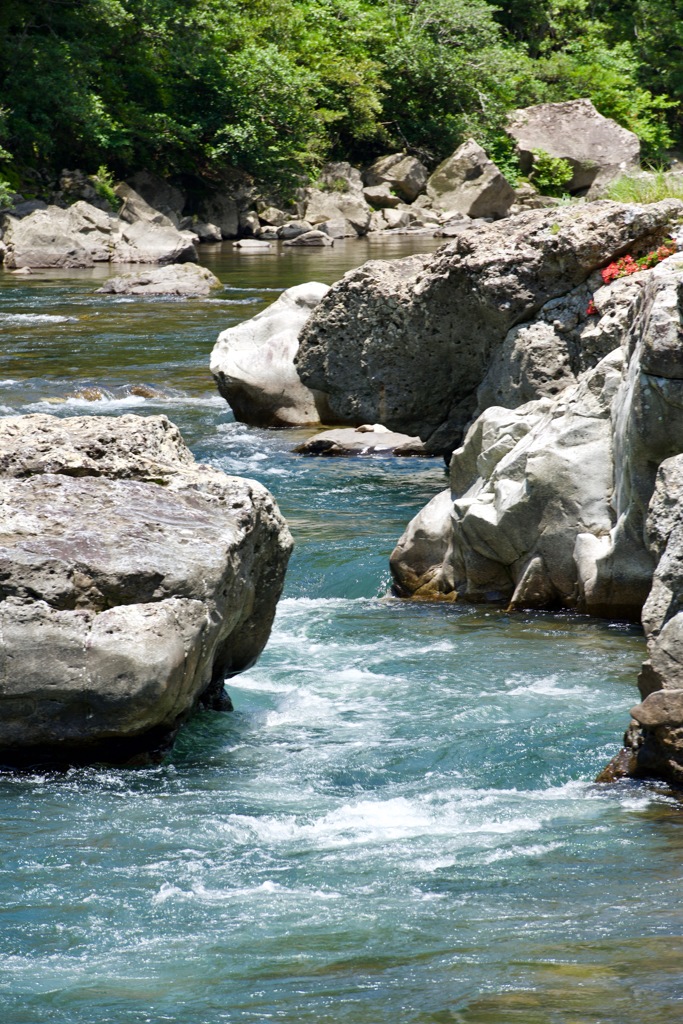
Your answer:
1,237 -> 683,1024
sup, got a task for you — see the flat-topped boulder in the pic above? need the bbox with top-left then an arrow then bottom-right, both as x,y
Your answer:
293,425 -> 427,457
96,263 -> 222,297
0,413 -> 292,767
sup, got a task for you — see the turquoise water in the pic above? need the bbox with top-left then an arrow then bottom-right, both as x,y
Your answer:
1,239 -> 683,1024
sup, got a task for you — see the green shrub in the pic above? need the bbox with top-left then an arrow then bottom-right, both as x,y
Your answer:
90,164 -> 120,209
0,175 -> 13,209
603,171 -> 683,204
528,148 -> 573,197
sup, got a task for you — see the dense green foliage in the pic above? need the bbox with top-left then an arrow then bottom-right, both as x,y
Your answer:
0,0 -> 682,192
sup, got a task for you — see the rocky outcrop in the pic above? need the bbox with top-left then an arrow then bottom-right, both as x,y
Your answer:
390,253 -> 683,617
211,282 -> 333,427
198,194 -> 239,239
363,154 -> 429,203
294,424 -> 427,457
127,171 -> 185,224
507,99 -> 640,195
297,200 -> 683,455
96,263 -> 222,297
0,414 -> 292,768
302,187 -> 372,237
426,139 -> 516,218
1,201 -> 198,268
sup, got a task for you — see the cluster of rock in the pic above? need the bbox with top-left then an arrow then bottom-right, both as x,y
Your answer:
0,414 -> 292,767
297,200 -> 679,453
1,99 -> 643,268
226,189 -> 683,785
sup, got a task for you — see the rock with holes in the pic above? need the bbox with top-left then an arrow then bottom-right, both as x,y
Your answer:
297,199 -> 683,455
0,413 -> 292,767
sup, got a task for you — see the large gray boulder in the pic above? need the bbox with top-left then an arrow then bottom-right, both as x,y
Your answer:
507,99 -> 640,194
1,207 -> 96,269
302,187 -> 372,236
211,282 -> 333,427
426,139 -> 516,218
115,182 -> 177,228
96,263 -> 222,297
110,219 -> 198,264
297,200 -> 683,454
0,413 -> 292,767
127,171 -> 185,224
198,194 -> 239,239
600,456 -> 683,785
317,161 -> 365,195
390,253 -> 683,622
364,154 -> 429,203
1,201 -> 198,268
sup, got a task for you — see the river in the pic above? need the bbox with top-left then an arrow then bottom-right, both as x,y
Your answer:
1,237 -> 682,1024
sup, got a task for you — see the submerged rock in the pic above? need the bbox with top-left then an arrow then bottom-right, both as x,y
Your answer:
0,414 -> 292,768
211,282 -> 333,427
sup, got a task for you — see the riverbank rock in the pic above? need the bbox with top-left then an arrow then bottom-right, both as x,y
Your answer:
109,219 -> 198,264
296,199 -> 683,455
390,253 -> 683,620
0,413 -> 292,768
302,188 -> 371,237
211,282 -> 333,427
426,140 -> 516,218
294,425 -> 427,457
1,201 -> 198,268
363,154 -> 429,203
1,207 -> 96,268
507,99 -> 640,194
96,263 -> 222,297
115,183 -> 177,228
198,194 -> 239,239
127,171 -> 186,224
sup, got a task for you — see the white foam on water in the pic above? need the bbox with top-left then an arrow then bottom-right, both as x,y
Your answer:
0,379 -> 19,386
506,673 -> 592,697
0,313 -> 77,324
481,842 -> 561,864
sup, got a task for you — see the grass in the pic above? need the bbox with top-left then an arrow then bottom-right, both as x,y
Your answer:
604,170 -> 683,204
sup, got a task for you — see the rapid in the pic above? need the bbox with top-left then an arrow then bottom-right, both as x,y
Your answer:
1,238 -> 683,1024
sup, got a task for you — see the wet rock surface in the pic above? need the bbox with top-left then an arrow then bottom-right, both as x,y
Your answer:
293,425 -> 427,457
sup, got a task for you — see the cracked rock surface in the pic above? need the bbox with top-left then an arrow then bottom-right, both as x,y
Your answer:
0,414 -> 292,767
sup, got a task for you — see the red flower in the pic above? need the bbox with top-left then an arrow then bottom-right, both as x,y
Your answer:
586,299 -> 597,316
